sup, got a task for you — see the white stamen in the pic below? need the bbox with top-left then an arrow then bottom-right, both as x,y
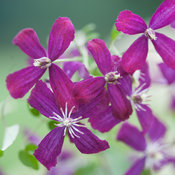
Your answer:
33,57 -> 51,69
145,28 -> 157,40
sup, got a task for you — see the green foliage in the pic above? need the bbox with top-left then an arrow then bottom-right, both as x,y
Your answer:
18,150 -> 39,170
141,169 -> 151,175
25,144 -> 38,153
48,120 -> 59,130
0,150 -> 3,157
111,25 -> 121,42
75,164 -> 96,175
27,104 -> 40,117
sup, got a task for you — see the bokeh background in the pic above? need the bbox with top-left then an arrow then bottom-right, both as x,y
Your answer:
1,0 -> 172,175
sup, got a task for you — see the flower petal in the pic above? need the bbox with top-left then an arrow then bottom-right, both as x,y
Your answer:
107,84 -> 132,120
13,28 -> 46,59
125,157 -> 146,175
34,127 -> 65,170
116,10 -> 147,35
48,17 -> 75,61
88,39 -> 112,75
49,64 -> 76,112
152,32 -> 175,69
117,123 -> 146,151
28,80 -> 61,120
149,0 -> 175,30
158,63 -> 175,84
6,66 -> 45,98
69,126 -> 109,154
121,35 -> 148,74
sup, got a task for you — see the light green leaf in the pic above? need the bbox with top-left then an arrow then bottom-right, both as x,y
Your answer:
25,144 -> 38,153
141,169 -> 151,175
111,25 -> 121,42
27,104 -> 40,117
48,121 -> 59,130
0,150 -> 3,157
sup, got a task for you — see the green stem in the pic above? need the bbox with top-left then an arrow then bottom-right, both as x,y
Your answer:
53,57 -> 82,63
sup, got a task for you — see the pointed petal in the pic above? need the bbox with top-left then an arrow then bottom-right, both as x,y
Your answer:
88,39 -> 112,75
116,10 -> 147,35
152,32 -> 175,69
34,127 -> 65,170
28,80 -> 62,120
107,84 -> 132,120
125,157 -> 146,175
69,126 -> 109,154
136,105 -> 154,134
122,35 -> 148,74
49,64 -> 76,111
13,28 -> 46,59
149,0 -> 175,30
158,63 -> 175,84
48,17 -> 75,60
63,61 -> 90,79
148,117 -> 166,141
6,66 -> 45,98
117,123 -> 146,151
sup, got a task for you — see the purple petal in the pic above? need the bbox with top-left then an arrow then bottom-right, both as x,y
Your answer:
107,84 -> 132,120
48,17 -> 75,61
125,157 -> 146,175
148,117 -> 166,141
152,32 -> 175,69
171,20 -> 175,28
171,96 -> 175,111
13,28 -> 46,59
116,10 -> 147,35
149,0 -> 175,30
158,63 -> 175,84
121,35 -> 148,74
6,66 -> 45,98
117,123 -> 146,151
69,126 -> 109,154
88,39 -> 112,75
63,61 -> 90,79
34,127 -> 65,170
28,80 -> 61,120
49,64 -> 76,112
136,105 -> 155,134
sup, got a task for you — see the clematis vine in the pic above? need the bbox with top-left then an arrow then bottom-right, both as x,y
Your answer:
6,17 -> 75,98
28,64 -> 109,170
116,0 -> 175,74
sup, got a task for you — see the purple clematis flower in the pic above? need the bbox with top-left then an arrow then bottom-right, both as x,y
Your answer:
116,0 -> 175,74
6,17 -> 75,98
117,116 -> 175,175
28,64 -> 109,170
87,39 -> 133,121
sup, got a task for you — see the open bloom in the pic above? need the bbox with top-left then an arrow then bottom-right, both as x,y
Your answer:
6,17 -> 75,98
116,0 -> 175,74
28,64 -> 109,170
117,116 -> 175,175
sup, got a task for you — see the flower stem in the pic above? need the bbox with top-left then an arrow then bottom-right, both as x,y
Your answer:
53,57 -> 82,64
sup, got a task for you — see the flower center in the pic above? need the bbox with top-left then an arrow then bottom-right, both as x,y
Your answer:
145,28 -> 157,40
33,57 -> 51,69
104,71 -> 121,84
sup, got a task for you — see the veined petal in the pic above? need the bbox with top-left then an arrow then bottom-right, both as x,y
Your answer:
48,17 -> 75,61
116,10 -> 147,35
28,80 -> 61,120
13,28 -> 46,59
158,63 -> 175,84
49,64 -> 76,112
122,35 -> 148,74
69,126 -> 109,154
107,84 -> 132,120
125,157 -> 146,175
6,66 -> 45,98
34,127 -> 65,170
88,39 -> 112,75
117,123 -> 146,151
152,32 -> 175,69
149,0 -> 175,30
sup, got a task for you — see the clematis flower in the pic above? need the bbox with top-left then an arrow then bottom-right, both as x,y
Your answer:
6,17 -> 75,98
117,116 -> 175,175
28,64 -> 109,170
87,39 -> 133,121
116,0 -> 175,74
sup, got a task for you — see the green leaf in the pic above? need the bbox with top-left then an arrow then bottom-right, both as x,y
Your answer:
27,104 -> 40,117
75,164 -> 96,175
25,144 -> 38,153
111,25 -> 121,42
48,121 -> 59,130
19,150 -> 39,170
0,150 -> 3,157
141,169 -> 151,175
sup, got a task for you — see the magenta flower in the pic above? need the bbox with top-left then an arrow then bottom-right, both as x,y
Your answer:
87,39 -> 133,122
116,0 -> 175,74
28,64 -> 109,170
117,116 -> 175,175
6,17 -> 75,98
